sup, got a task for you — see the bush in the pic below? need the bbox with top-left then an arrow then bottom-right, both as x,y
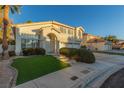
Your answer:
8,40 -> 15,45
59,47 -> 69,56
59,47 -> 78,58
23,48 -> 46,56
59,47 -> 95,63
78,48 -> 95,63
35,48 -> 45,55
9,51 -> 16,57
80,45 -> 87,49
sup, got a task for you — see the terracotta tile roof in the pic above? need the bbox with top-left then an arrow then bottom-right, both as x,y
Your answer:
87,38 -> 105,43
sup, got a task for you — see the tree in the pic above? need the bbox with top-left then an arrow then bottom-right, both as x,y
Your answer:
0,6 -> 3,25
26,20 -> 33,23
1,5 -> 21,59
0,6 -> 3,44
104,35 -> 118,44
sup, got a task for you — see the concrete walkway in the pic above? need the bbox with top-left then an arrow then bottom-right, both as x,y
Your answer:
0,59 -> 14,88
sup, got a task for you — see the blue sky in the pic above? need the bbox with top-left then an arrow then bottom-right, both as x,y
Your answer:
10,5 -> 124,39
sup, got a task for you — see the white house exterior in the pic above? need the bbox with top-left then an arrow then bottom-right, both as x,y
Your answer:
13,21 -> 85,55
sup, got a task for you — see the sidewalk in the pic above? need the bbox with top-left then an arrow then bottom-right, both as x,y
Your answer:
16,61 -> 123,88
0,60 -> 14,88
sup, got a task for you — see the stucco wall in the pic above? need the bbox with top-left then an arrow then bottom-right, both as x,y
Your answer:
14,21 -> 84,55
87,42 -> 112,51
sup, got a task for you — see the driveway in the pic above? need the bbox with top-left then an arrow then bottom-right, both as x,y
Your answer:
94,53 -> 124,65
94,53 -> 124,88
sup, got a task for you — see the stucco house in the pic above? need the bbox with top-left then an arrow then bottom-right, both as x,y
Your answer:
112,40 -> 124,49
13,21 -> 85,55
82,33 -> 112,51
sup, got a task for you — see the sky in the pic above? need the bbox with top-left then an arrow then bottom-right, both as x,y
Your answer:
10,5 -> 124,40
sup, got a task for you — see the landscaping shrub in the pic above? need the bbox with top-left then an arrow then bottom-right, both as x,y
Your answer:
35,48 -> 46,55
59,47 -> 95,63
78,48 -> 95,64
23,48 -> 46,56
59,47 -> 78,58
22,49 -> 29,56
59,47 -> 70,56
80,45 -> 87,49
9,51 -> 16,57
8,40 -> 15,45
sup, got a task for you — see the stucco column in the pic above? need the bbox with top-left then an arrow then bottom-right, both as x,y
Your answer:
15,28 -> 22,55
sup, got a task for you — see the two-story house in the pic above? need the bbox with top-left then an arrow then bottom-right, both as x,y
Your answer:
13,21 -> 85,55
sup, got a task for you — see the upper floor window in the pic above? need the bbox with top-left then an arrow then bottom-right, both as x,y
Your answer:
60,26 -> 66,34
60,27 -> 63,33
68,29 -> 73,35
78,31 -> 82,38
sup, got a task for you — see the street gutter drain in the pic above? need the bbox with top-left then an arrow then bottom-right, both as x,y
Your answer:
80,70 -> 90,74
70,76 -> 78,81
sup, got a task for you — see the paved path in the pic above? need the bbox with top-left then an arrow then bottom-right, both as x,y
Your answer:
107,50 -> 124,53
0,60 -> 14,88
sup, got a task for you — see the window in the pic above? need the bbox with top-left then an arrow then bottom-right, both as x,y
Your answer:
68,29 -> 73,35
21,39 -> 39,49
60,27 -> 64,33
21,39 -> 26,48
60,26 -> 66,34
68,29 -> 71,34
21,33 -> 40,49
78,31 -> 82,38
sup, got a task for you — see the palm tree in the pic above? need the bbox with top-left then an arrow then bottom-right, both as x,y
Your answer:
0,6 -> 3,31
1,5 -> 21,59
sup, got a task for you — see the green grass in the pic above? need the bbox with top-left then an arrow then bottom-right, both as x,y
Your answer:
12,55 -> 70,85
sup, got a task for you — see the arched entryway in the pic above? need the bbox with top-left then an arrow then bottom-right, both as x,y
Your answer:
46,33 -> 59,53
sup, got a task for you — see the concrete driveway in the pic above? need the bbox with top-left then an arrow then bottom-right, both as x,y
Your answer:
94,53 -> 124,65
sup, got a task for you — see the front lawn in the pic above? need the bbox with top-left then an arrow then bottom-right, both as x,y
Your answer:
12,55 -> 70,85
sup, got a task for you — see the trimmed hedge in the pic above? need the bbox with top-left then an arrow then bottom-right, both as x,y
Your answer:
9,51 -> 16,57
22,48 -> 46,56
59,47 -> 95,64
78,48 -> 95,64
80,45 -> 87,49
8,40 -> 15,45
59,47 -> 78,58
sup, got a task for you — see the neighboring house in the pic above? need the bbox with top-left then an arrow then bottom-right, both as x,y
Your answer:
120,43 -> 124,49
113,40 -> 124,49
82,33 -> 112,51
13,21 -> 85,55
82,33 -> 99,45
